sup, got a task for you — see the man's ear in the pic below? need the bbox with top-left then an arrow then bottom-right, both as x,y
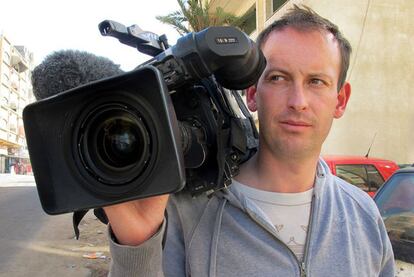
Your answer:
334,82 -> 351,119
246,86 -> 258,112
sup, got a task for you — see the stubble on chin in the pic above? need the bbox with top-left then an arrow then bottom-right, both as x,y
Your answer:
260,127 -> 321,161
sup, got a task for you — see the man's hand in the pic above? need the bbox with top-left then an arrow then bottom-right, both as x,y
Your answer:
103,195 -> 169,246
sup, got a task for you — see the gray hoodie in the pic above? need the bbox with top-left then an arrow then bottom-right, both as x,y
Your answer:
109,159 -> 395,276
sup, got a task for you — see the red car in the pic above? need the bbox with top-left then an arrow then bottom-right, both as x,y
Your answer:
323,155 -> 400,197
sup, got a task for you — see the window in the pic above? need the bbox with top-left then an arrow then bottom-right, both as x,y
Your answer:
376,174 -> 414,214
272,0 -> 288,13
3,51 -> 11,64
366,165 -> 385,190
0,118 -> 7,129
2,73 -> 9,82
374,173 -> 414,263
1,96 -> 8,106
266,0 -> 288,19
239,5 -> 256,35
336,164 -> 385,193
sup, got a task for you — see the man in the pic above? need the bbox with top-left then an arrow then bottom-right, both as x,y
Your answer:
104,5 -> 395,276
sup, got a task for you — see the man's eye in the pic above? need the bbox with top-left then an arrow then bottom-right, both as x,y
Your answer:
310,79 -> 326,86
269,75 -> 284,82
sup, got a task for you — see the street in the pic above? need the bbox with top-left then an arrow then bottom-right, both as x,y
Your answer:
0,174 -> 110,277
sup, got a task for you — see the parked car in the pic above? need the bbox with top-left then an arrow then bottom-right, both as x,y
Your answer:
323,155 -> 400,197
374,167 -> 414,275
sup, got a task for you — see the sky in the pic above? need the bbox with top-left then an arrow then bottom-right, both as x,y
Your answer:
0,0 -> 182,71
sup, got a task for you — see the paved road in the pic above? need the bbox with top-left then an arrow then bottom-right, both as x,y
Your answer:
0,174 -> 109,277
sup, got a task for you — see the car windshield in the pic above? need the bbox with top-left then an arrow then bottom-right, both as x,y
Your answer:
376,173 -> 414,216
375,172 -> 414,263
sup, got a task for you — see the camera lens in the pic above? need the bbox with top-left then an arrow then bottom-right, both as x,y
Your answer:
97,115 -> 144,168
78,103 -> 153,186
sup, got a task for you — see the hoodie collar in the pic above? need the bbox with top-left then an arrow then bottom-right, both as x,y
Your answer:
213,157 -> 329,216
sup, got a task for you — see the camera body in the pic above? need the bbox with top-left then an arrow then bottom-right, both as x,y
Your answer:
23,23 -> 265,214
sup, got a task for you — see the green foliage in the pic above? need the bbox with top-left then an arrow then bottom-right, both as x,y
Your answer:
156,0 -> 244,35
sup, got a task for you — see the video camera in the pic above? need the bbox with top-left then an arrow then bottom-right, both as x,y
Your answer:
23,20 -> 266,214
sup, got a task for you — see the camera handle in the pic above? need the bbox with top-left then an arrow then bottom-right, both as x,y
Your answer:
98,20 -> 169,57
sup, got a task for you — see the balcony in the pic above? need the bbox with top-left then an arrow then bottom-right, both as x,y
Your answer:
10,52 -> 29,73
9,94 -> 18,111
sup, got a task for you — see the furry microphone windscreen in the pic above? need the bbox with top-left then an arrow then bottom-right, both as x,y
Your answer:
31,49 -> 124,100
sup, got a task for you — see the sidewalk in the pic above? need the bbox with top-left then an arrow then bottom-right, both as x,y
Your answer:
0,173 -> 35,186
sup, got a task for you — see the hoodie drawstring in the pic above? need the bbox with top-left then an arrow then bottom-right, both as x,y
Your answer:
208,197 -> 227,277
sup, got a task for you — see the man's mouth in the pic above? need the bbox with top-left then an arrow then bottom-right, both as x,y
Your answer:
280,120 -> 312,127
279,119 -> 313,131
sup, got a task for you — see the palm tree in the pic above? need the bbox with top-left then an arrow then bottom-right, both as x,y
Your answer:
156,0 -> 246,35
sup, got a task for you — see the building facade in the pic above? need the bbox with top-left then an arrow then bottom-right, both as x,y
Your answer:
0,34 -> 34,174
209,0 -> 414,164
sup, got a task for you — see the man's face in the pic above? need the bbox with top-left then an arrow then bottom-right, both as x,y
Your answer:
247,27 -> 350,159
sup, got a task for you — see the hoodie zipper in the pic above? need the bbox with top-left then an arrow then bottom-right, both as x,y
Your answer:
302,194 -> 316,276
245,194 -> 316,277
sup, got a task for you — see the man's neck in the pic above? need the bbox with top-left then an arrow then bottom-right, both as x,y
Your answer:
235,150 -> 319,193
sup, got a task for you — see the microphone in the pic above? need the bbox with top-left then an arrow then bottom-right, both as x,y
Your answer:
31,49 -> 123,100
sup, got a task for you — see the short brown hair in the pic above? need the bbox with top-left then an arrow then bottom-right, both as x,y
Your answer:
256,5 -> 352,91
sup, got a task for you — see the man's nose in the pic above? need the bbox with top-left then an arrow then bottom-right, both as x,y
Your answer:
288,83 -> 309,111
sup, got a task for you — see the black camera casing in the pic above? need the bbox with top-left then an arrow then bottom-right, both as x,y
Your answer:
24,66 -> 185,214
